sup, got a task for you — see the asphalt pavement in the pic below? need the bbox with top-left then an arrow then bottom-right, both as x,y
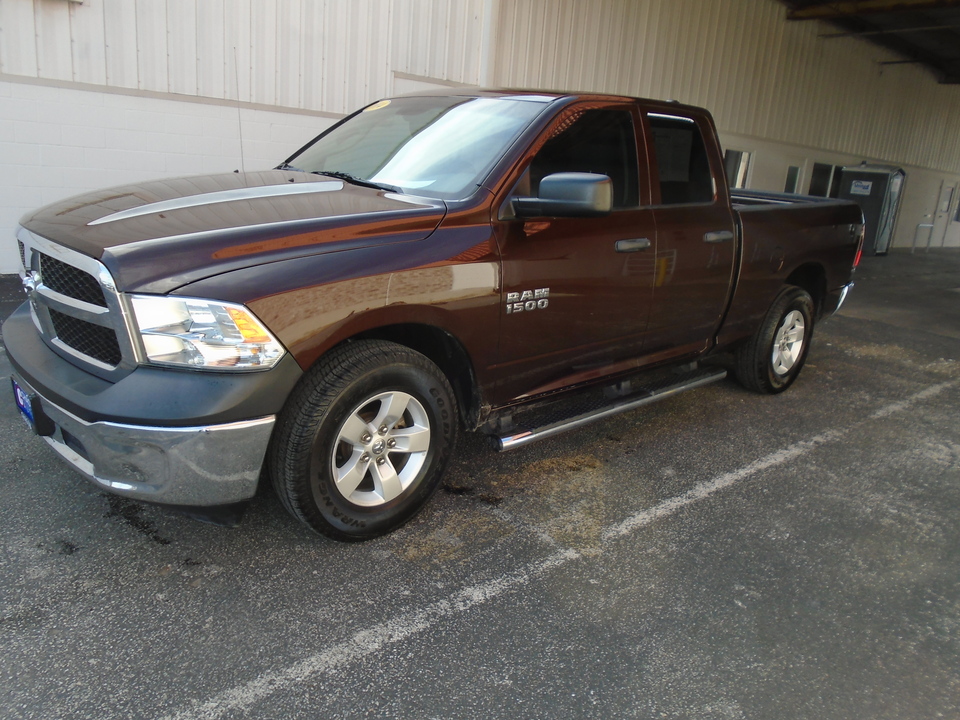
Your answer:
0,248 -> 958,719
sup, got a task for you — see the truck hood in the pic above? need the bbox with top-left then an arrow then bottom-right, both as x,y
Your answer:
20,170 -> 447,294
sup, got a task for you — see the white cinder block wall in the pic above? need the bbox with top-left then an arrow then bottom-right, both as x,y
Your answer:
0,79 -> 336,273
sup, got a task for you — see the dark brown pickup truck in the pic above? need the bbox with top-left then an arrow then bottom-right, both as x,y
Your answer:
4,90 -> 863,539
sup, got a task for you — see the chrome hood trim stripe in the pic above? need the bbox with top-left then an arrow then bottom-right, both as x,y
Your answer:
103,207 -> 434,255
88,180 -> 344,227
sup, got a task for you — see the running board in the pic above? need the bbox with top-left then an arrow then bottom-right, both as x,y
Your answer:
494,367 -> 728,452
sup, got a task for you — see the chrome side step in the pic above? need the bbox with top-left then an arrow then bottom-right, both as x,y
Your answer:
494,367 -> 728,452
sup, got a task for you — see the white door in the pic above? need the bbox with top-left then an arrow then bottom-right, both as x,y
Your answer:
932,181 -> 956,247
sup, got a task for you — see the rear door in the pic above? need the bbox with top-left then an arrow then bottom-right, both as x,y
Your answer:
640,108 -> 737,358
492,102 -> 659,401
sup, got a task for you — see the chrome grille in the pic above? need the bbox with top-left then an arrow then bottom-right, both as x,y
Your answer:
49,309 -> 123,366
17,228 -> 137,380
39,253 -> 108,307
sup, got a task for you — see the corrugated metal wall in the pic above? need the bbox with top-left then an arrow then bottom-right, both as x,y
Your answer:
493,0 -> 960,174
1,0 -> 958,171
0,0 -> 488,115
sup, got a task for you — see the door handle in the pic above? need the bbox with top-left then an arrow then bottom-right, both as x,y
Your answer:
704,230 -> 734,244
615,237 -> 651,253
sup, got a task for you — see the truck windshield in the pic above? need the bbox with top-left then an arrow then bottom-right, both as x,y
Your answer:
284,96 -> 549,200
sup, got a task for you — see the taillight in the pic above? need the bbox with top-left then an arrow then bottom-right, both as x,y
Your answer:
852,224 -> 865,268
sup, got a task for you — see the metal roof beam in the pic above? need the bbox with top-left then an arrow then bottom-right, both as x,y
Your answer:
819,23 -> 960,37
788,0 -> 960,20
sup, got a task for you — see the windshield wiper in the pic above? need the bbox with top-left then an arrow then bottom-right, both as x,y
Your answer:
311,170 -> 402,194
276,162 -> 302,172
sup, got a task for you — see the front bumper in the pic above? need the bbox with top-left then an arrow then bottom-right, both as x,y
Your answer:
13,372 -> 274,505
3,301 -> 303,507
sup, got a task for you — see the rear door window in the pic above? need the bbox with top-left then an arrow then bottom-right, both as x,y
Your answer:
646,112 -> 715,205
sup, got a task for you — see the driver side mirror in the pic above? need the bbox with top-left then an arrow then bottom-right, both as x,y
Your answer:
512,172 -> 613,219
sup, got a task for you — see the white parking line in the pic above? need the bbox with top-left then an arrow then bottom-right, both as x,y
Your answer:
602,428 -> 847,541
160,380 -> 957,720
159,548 -> 580,720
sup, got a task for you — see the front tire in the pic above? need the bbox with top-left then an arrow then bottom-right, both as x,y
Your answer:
269,340 -> 458,540
735,286 -> 815,394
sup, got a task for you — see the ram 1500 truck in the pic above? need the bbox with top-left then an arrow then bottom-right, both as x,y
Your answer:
4,90 -> 864,540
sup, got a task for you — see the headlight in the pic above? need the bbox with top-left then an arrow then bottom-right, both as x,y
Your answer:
130,295 -> 285,370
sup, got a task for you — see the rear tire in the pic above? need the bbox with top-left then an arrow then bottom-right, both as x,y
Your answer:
269,340 -> 458,540
735,286 -> 815,394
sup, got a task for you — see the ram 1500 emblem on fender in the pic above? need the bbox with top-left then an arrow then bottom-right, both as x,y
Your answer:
506,288 -> 550,314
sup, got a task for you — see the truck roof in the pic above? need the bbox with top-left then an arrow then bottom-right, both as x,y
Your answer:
386,88 -> 707,116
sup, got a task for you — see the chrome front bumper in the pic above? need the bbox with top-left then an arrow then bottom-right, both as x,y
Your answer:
13,372 -> 275,507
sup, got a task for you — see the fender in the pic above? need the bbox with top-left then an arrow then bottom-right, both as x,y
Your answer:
175,224 -> 502,375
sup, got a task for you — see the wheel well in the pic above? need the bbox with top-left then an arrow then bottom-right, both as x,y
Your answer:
785,264 -> 827,318
349,324 -> 480,428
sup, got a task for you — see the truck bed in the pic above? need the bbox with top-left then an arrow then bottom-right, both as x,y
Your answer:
731,188 -> 851,209
719,189 -> 863,348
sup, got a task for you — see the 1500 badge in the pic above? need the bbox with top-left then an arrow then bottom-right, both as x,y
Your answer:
506,288 -> 549,314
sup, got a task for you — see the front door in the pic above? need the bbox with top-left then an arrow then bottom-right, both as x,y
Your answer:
492,104 -> 658,403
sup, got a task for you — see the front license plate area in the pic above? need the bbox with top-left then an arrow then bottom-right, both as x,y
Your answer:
12,378 -> 36,432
